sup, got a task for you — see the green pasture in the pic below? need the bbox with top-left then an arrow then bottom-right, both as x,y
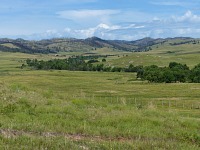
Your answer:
105,42 -> 200,68
0,51 -> 199,149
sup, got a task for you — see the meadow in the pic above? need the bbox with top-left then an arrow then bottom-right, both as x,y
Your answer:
0,51 -> 199,149
104,41 -> 200,68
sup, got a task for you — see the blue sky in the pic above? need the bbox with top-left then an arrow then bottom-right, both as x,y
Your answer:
1,0 -> 200,40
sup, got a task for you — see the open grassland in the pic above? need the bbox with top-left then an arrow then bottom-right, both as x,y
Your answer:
105,42 -> 200,68
0,51 -> 199,149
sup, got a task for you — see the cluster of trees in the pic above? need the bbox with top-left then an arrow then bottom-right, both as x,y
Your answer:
169,40 -> 200,46
24,58 -> 200,83
137,62 -> 200,83
25,56 -> 99,71
26,57 -> 89,71
25,56 -> 142,72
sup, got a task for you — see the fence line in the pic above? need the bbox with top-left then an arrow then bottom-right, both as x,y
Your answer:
72,95 -> 200,110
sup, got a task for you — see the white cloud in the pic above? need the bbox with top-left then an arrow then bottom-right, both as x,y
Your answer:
64,23 -> 123,39
59,11 -> 200,40
56,9 -> 157,28
172,11 -> 200,23
57,9 -> 120,19
173,28 -> 200,35
96,23 -> 121,30
12,11 -> 200,41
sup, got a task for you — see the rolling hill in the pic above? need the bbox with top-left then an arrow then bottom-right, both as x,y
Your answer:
0,36 -> 197,54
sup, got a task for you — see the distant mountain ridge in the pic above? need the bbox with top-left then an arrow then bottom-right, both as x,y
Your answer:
0,36 -> 195,54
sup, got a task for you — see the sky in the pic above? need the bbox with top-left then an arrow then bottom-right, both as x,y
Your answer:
1,0 -> 200,40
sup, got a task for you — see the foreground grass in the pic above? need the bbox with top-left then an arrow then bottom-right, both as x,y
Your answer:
0,52 -> 199,149
0,71 -> 200,149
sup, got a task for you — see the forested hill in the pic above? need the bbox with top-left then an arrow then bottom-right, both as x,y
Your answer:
0,36 -> 196,54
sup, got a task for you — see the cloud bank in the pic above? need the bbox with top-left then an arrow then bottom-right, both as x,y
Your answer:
17,11 -> 200,41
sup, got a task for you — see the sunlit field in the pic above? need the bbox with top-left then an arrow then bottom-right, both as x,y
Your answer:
0,51 -> 199,149
105,41 -> 200,68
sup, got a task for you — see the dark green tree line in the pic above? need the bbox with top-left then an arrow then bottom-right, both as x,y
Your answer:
24,58 -> 200,83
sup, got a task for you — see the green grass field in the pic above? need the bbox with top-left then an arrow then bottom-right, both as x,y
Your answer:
104,42 -> 200,68
0,51 -> 200,149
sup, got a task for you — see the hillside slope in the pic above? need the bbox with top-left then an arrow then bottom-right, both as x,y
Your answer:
105,37 -> 200,68
0,37 -> 197,54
